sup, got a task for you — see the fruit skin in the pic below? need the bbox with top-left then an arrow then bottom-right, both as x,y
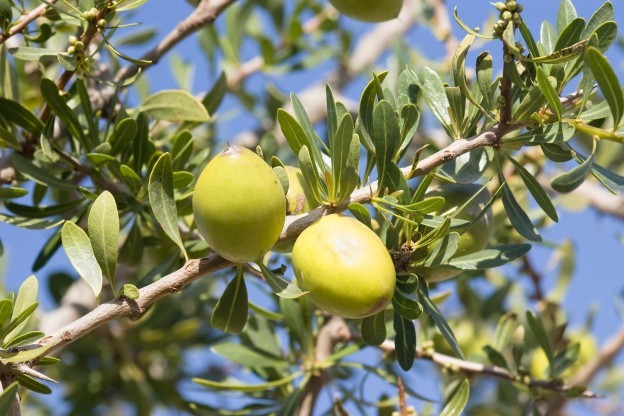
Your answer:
415,183 -> 494,282
273,166 -> 319,253
530,331 -> 597,379
329,0 -> 402,23
292,214 -> 396,319
193,146 -> 286,264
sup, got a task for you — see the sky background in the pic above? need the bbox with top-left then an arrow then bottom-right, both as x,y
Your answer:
0,0 -> 623,414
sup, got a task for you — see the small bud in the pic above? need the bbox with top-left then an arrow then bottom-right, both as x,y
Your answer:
516,4 -> 523,12
506,1 -> 517,11
74,41 -> 84,52
97,19 -> 106,29
513,12 -> 522,24
492,2 -> 507,11
68,35 -> 78,45
67,46 -> 75,55
503,54 -> 513,63
502,10 -> 512,20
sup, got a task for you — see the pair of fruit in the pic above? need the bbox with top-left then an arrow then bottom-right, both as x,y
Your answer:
192,146 -> 395,319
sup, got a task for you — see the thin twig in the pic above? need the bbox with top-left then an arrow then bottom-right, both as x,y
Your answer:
0,1 -> 56,45
520,256 -> 544,301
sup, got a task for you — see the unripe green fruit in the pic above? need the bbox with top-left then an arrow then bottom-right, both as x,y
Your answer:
292,215 -> 396,319
193,146 -> 286,264
329,0 -> 403,23
273,166 -> 319,253
415,184 -> 494,282
530,332 -> 597,379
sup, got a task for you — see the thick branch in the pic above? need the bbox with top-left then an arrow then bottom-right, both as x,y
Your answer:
0,1 -> 56,45
36,124 -> 512,356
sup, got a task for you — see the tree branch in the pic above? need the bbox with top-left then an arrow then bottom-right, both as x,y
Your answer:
35,124 -> 514,358
0,1 -> 56,45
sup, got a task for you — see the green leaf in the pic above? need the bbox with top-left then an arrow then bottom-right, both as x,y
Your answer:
211,343 -> 287,368
119,284 -> 139,300
348,203 -> 372,228
211,268 -> 248,333
171,130 -> 194,171
326,84 -> 338,143
503,123 -> 575,145
526,311 -> 554,374
8,46 -> 57,61
194,371 -> 300,393
0,303 -> 38,342
541,143 -> 573,162
104,39 -> 152,65
76,80 -> 98,143
416,68 -> 453,137
0,343 -> 53,363
513,84 -> 548,123
557,0 -> 577,34
476,53 -> 494,111
494,313 -> 518,352
361,311 -> 387,346
551,153 -> 593,193
501,183 -> 542,242
554,18 -> 585,51
258,263 -> 307,299
4,275 -> 38,342
4,331 -> 45,349
359,71 -> 389,150
536,68 -> 562,120
61,221 -> 102,298
586,47 -> 623,127
0,382 -> 18,415
148,153 -> 187,259
116,0 -> 149,11
331,113 -> 354,202
16,374 -> 51,394
583,2 -> 614,39
5,199 -> 81,219
9,153 -> 76,190
373,100 -> 400,192
0,300 -> 12,326
440,379 -> 470,416
107,118 -> 137,156
393,312 -> 416,371
140,90 -> 210,122
88,191 -> 119,291
298,146 -> 324,206
40,78 -> 86,147
120,164 -> 142,192
447,244 -> 532,270
506,156 -> 558,222
392,291 -> 423,321
290,93 -> 326,170
0,187 -> 27,199
202,72 -> 227,116
418,287 -> 464,359
0,98 -> 43,134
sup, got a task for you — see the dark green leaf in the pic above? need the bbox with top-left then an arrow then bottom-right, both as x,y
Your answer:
541,143 -> 573,162
5,199 -> 81,219
536,68 -> 562,120
506,156 -> 558,222
554,18 -> 585,51
526,311 -> 554,374
211,268 -> 248,334
392,291 -> 423,320
418,287 -> 464,359
258,263 -> 307,299
514,84 -> 548,123
448,244 -> 531,270
440,379 -> 470,416
501,183 -> 542,241
40,78 -> 86,147
88,191 -> 119,290
107,118 -> 137,156
202,72 -> 227,116
551,153 -> 593,193
348,202 -> 372,229
0,98 -> 43,134
586,47 -> 623,127
373,100 -> 400,192
9,153 -> 76,190
16,374 -> 51,394
503,123 -> 575,145
3,330 -> 45,349
358,71 -> 389,150
0,187 -> 27,199
148,153 -> 187,259
361,311 -> 387,346
393,312 -> 416,371
482,345 -> 510,370
140,90 -> 209,122
0,382 -> 18,415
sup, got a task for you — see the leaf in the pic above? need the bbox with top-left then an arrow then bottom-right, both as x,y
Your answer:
536,67 -> 562,120
202,72 -> 227,116
361,311 -> 387,346
0,187 -> 27,199
393,312 -> 416,371
0,343 -> 53,363
506,156 -> 558,222
392,292 -> 423,321
418,287 -> 464,359
104,39 -> 152,65
526,311 -> 554,373
440,379 -> 470,416
541,143 -> 573,162
8,46 -> 57,61
503,122 -> 575,145
583,2 -> 614,39
40,78 -> 86,147
586,47 -> 623,127
447,244 -> 531,270
0,382 -> 18,415
119,284 -> 139,300
61,221 -> 102,298
331,113 -> 354,201
193,372 -> 300,393
554,18 -> 585,51
557,0 -> 577,35
373,100 -> 400,191
0,98 -> 43,134
148,153 -> 187,259
476,53 -> 494,111
298,146 -> 324,206
290,93 -> 326,170
107,118 -> 137,156
513,83 -> 548,123
258,263 -> 307,299
359,71 -> 389,149
0,303 -> 38,342
416,68 -> 453,137
140,90 -> 209,122
16,374 -> 51,394
494,313 -> 518,352
501,183 -> 542,242
278,108 -> 309,158
3,331 -> 45,349
348,203 -> 372,229
211,343 -> 287,368
9,153 -> 76,190
88,191 -> 119,292
551,153 -> 593,193
4,275 -> 38,342
211,268 -> 248,334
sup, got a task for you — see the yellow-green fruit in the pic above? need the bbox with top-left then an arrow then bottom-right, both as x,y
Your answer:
530,332 -> 597,379
273,166 -> 319,253
329,0 -> 403,22
193,146 -> 286,263
292,214 -> 396,319
432,320 -> 490,358
416,183 -> 494,282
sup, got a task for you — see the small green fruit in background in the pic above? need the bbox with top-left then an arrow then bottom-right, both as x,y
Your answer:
530,331 -> 598,379
273,166 -> 319,253
329,0 -> 403,23
415,183 -> 494,282
193,146 -> 286,264
292,214 -> 396,319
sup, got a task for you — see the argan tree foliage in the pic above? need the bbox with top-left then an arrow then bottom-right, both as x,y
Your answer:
0,0 -> 623,415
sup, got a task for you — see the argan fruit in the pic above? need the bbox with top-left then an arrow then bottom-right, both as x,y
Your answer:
329,0 -> 403,23
193,146 -> 286,264
292,214 -> 396,319
415,183 -> 494,282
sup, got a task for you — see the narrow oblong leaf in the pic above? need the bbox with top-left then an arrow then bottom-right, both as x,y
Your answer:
0,187 -> 28,199
373,100 -> 400,191
16,374 -> 51,394
0,343 -> 53,363
40,78 -> 85,146
501,184 -> 542,242
348,203 -> 371,228
140,90 -> 209,122
193,372 -> 300,393
447,244 -> 531,270
586,47 -> 623,127
536,68 -> 562,120
258,263 -> 307,299
551,153 -> 593,193
416,68 -> 453,136
61,221 -> 102,298
211,269 -> 248,333
526,311 -> 554,373
440,379 -> 470,416
506,156 -> 558,222
148,153 -> 187,259
0,382 -> 18,415
503,123 -> 575,145
9,153 -> 76,190
0,98 -> 43,134
4,275 -> 38,341
392,292 -> 423,321
393,312 -> 416,371
88,191 -> 119,290
361,311 -> 387,346
418,288 -> 464,359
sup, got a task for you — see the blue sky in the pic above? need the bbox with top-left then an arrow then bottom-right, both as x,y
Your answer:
1,0 -> 623,414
